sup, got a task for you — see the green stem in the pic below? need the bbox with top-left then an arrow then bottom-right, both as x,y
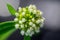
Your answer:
24,35 -> 31,40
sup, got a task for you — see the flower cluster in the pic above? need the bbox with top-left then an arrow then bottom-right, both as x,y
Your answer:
14,5 -> 45,36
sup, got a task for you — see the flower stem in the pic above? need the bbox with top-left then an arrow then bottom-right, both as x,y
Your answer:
24,35 -> 31,40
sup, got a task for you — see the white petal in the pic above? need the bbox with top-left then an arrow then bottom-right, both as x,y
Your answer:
14,18 -> 18,22
25,32 -> 29,36
40,11 -> 43,15
19,20 -> 22,24
32,18 -> 35,22
22,18 -> 26,22
32,24 -> 36,27
35,28 -> 40,33
21,30 -> 25,35
29,31 -> 34,36
18,7 -> 21,10
29,22 -> 33,25
33,10 -> 36,14
27,29 -> 31,34
36,20 -> 41,24
22,12 -> 25,16
20,24 -> 24,28
30,27 -> 33,31
15,24 -> 19,29
15,12 -> 19,17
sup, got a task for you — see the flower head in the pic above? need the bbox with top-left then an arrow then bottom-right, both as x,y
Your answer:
14,4 -> 45,37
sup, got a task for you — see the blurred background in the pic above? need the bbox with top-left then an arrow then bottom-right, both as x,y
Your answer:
0,0 -> 60,40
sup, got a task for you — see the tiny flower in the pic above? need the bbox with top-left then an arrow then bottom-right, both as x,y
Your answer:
29,22 -> 33,25
30,27 -> 33,31
32,24 -> 36,27
27,29 -> 31,34
32,18 -> 35,22
23,8 -> 26,12
35,28 -> 40,33
29,31 -> 34,36
15,12 -> 19,17
25,24 -> 27,27
36,19 -> 41,24
20,24 -> 24,28
22,18 -> 26,22
22,12 -> 25,16
19,7 -> 21,10
14,18 -> 18,22
15,24 -> 19,29
40,11 -> 43,15
25,32 -> 29,36
19,20 -> 22,24
20,30 -> 25,35
33,10 -> 36,14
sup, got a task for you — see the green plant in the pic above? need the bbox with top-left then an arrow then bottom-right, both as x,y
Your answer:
0,4 -> 45,40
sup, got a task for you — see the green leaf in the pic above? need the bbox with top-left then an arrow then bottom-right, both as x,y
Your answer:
24,35 -> 31,40
0,21 -> 16,40
7,4 -> 16,16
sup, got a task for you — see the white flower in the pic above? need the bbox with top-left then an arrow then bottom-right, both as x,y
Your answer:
27,29 -> 31,34
19,20 -> 22,24
29,9 -> 33,12
25,32 -> 29,36
41,18 -> 45,23
29,5 -> 36,9
23,8 -> 26,12
25,24 -> 27,27
22,12 -> 25,16
35,28 -> 40,33
32,5 -> 36,9
14,18 -> 18,22
15,12 -> 19,17
20,30 -> 25,35
30,27 -> 33,31
32,18 -> 35,22
33,10 -> 36,14
22,18 -> 26,22
29,22 -> 33,25
40,11 -> 43,15
15,24 -> 19,29
36,19 -> 41,24
32,24 -> 36,27
29,31 -> 34,36
20,24 -> 24,28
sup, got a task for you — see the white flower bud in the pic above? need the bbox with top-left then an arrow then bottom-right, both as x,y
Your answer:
19,20 -> 22,24
15,12 -> 19,17
27,29 -> 31,34
22,18 -> 26,22
15,24 -> 19,29
25,32 -> 29,36
21,30 -> 25,35
35,28 -> 40,33
14,18 -> 18,22
36,19 -> 41,24
20,24 -> 24,28
22,12 -> 25,16
32,24 -> 36,27
33,10 -> 36,14
40,11 -> 43,15
29,22 -> 33,25
32,18 -> 35,22
30,27 -> 33,31
29,31 -> 34,36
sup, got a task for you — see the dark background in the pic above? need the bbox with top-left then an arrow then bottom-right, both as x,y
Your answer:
0,0 -> 60,40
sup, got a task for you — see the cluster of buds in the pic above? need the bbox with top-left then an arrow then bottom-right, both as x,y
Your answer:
14,4 -> 45,36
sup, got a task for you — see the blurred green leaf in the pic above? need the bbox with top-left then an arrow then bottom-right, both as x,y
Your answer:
0,21 -> 16,40
7,3 -> 16,16
24,35 -> 31,40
